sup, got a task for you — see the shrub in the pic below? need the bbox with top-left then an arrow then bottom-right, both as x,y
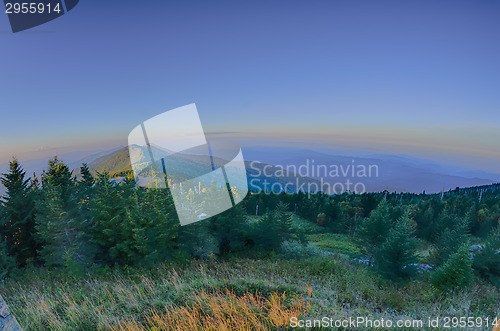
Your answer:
431,243 -> 474,292
376,211 -> 418,280
0,239 -> 16,281
473,227 -> 500,286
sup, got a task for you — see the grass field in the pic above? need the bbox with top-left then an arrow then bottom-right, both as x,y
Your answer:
1,215 -> 499,330
2,250 -> 499,330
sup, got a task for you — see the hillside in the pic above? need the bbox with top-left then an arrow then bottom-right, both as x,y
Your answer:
74,146 -> 322,192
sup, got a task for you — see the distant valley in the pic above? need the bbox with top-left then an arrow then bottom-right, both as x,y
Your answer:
1,145 -> 499,196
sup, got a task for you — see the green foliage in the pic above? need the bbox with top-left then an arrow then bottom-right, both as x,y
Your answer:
307,233 -> 361,257
330,201 -> 352,234
179,220 -> 219,259
36,158 -> 95,269
431,243 -> 474,292
90,173 -> 141,265
473,227 -> 500,286
1,156 -> 500,299
0,159 -> 38,266
135,188 -> 180,265
253,202 -> 294,251
0,238 -> 16,281
431,208 -> 472,264
209,204 -> 249,255
279,240 -> 322,260
359,197 -> 392,252
376,211 -> 419,279
80,163 -> 94,187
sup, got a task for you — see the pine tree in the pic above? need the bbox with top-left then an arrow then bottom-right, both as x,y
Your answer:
133,188 -> 180,265
80,163 -> 94,187
76,163 -> 94,200
359,197 -> 392,254
0,159 -> 38,266
275,201 -> 293,241
210,204 -> 249,255
253,210 -> 281,251
0,238 -> 16,281
432,209 -> 472,264
376,210 -> 418,279
89,172 -> 137,265
36,158 -> 94,269
431,243 -> 474,292
76,163 -> 95,232
473,227 -> 500,286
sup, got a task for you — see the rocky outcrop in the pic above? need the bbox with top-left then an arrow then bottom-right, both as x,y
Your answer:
0,295 -> 22,331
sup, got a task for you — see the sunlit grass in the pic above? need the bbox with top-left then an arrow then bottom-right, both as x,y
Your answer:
2,257 -> 499,330
115,289 -> 308,331
307,233 -> 362,257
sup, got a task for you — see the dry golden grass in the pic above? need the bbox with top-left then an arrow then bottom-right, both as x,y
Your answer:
493,318 -> 500,331
2,258 -> 499,330
113,289 -> 309,331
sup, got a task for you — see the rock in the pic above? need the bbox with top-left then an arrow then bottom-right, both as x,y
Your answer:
0,295 -> 23,331
0,297 -> 10,318
469,244 -> 483,252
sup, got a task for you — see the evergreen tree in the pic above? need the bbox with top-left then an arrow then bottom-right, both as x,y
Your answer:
210,204 -> 249,255
473,227 -> 500,286
432,209 -> 472,264
76,163 -> 94,200
0,238 -> 16,281
179,220 -> 219,259
0,159 -> 38,266
253,209 -> 282,251
275,201 -> 294,241
376,210 -> 418,279
134,188 -> 180,265
431,243 -> 474,292
76,163 -> 95,232
253,201 -> 294,251
89,172 -> 138,265
359,197 -> 392,254
36,158 -> 94,269
80,163 -> 94,186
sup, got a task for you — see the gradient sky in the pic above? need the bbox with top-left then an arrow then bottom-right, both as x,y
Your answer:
0,1 -> 499,172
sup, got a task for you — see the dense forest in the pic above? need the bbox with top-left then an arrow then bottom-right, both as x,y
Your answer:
1,157 -> 500,329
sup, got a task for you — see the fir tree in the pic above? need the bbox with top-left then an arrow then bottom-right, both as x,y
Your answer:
89,172 -> 137,265
275,201 -> 294,241
359,197 -> 392,254
133,188 -> 180,265
210,204 -> 248,255
431,243 -> 474,292
36,158 -> 94,269
0,159 -> 38,266
253,210 -> 282,251
376,210 -> 418,279
473,227 -> 500,286
432,209 -> 472,264
0,238 -> 16,281
80,163 -> 94,187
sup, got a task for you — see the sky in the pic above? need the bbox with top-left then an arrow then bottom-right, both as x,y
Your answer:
0,0 -> 499,173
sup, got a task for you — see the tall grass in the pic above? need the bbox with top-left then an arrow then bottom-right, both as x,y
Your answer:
2,257 -> 499,330
115,289 -> 308,331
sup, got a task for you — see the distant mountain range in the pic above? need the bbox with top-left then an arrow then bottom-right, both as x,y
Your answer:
243,146 -> 500,193
1,145 -> 499,196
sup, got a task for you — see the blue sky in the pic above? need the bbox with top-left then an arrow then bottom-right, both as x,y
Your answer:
0,0 -> 499,172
